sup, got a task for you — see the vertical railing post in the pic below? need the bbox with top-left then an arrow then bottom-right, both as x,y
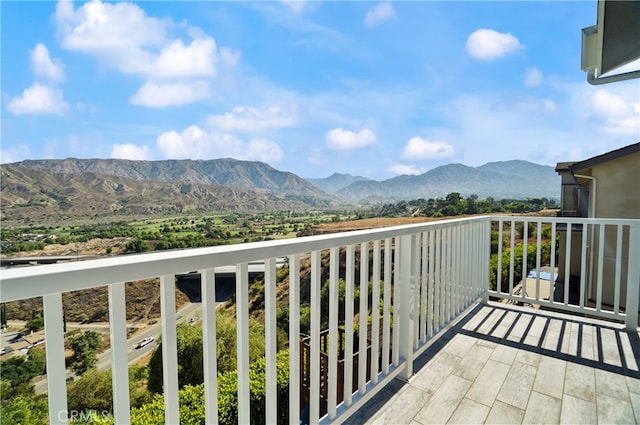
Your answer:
265,259 -> 278,425
310,250 -> 321,424
43,293 -> 68,425
344,245 -> 355,405
236,263 -> 251,424
399,235 -> 415,380
201,268 -> 218,424
289,255 -> 301,425
625,224 -> 640,331
327,248 -> 339,419
483,218 -> 491,303
160,275 -> 180,425
108,282 -> 131,425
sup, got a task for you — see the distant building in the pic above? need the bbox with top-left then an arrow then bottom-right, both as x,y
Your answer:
555,142 -> 640,308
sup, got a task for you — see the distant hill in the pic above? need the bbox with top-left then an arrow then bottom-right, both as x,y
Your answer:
335,161 -> 559,202
3,158 -> 561,224
306,173 -> 372,194
12,158 -> 331,201
0,165 -> 325,226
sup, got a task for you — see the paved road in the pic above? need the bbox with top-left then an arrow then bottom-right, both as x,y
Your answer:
33,302 -> 204,395
31,277 -> 239,395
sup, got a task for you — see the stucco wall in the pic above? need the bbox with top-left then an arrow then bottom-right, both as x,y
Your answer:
590,151 -> 640,219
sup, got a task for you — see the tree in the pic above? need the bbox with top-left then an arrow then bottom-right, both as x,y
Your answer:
69,331 -> 101,375
132,351 -> 290,425
1,303 -> 7,328
125,239 -> 149,253
0,384 -> 48,425
67,365 -> 151,414
148,312 -> 266,394
0,347 -> 46,391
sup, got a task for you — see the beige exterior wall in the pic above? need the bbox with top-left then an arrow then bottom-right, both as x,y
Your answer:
585,151 -> 640,219
574,150 -> 639,308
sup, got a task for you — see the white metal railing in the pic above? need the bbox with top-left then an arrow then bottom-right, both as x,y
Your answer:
1,215 -> 638,424
488,216 -> 640,330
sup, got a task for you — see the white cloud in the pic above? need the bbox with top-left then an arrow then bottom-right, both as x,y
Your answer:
54,0 -> 234,107
281,0 -> 309,15
110,143 -> 151,160
513,98 -> 558,113
31,43 -> 65,82
326,128 -> 377,150
590,89 -> 630,117
207,105 -> 299,133
389,164 -> 424,176
585,88 -> 639,136
156,125 -> 284,162
129,81 -> 211,107
466,29 -> 523,61
220,47 -> 241,67
55,0 -> 165,74
152,38 -> 217,79
524,67 -> 543,87
7,83 -> 69,115
1,144 -> 31,164
364,2 -> 396,28
402,137 -> 454,159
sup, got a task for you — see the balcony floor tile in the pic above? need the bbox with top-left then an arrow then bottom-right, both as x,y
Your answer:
344,301 -> 640,424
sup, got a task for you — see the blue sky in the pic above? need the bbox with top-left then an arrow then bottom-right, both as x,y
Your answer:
2,1 -> 639,179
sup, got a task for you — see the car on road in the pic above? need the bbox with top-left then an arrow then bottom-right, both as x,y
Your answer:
135,337 -> 154,349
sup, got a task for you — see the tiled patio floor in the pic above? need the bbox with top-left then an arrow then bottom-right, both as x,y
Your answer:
344,301 -> 640,424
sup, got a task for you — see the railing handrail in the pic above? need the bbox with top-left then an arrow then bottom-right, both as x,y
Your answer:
491,215 -> 639,226
1,215 -> 490,302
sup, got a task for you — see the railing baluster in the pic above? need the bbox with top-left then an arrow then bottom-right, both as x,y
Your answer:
420,232 -> 428,343
509,220 -> 515,296
580,224 -> 588,309
497,220 -> 503,294
382,238 -> 391,374
535,222 -> 542,301
344,244 -> 355,405
614,225 -> 623,314
392,238 -> 400,366
265,258 -> 278,424
460,225 -> 467,305
289,254 -> 301,425
483,220 -> 492,298
435,228 -> 442,330
597,225 -> 605,312
359,242 -> 369,394
522,221 -> 528,301
160,274 -> 180,425
428,230 -> 435,338
108,282 -> 130,425
399,235 -> 415,380
328,248 -> 339,419
43,292 -> 68,425
412,234 -> 421,348
371,240 -> 381,384
201,268 -> 218,425
446,227 -> 452,321
625,224 -> 640,331
549,222 -> 557,304
455,225 -> 462,314
236,263 -> 251,424
310,250 -> 321,424
565,223 -> 572,305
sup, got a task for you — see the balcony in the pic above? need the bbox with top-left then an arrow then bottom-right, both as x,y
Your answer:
1,215 -> 639,424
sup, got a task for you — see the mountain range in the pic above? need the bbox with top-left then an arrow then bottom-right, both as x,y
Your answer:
332,160 -> 559,202
1,158 -> 560,225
